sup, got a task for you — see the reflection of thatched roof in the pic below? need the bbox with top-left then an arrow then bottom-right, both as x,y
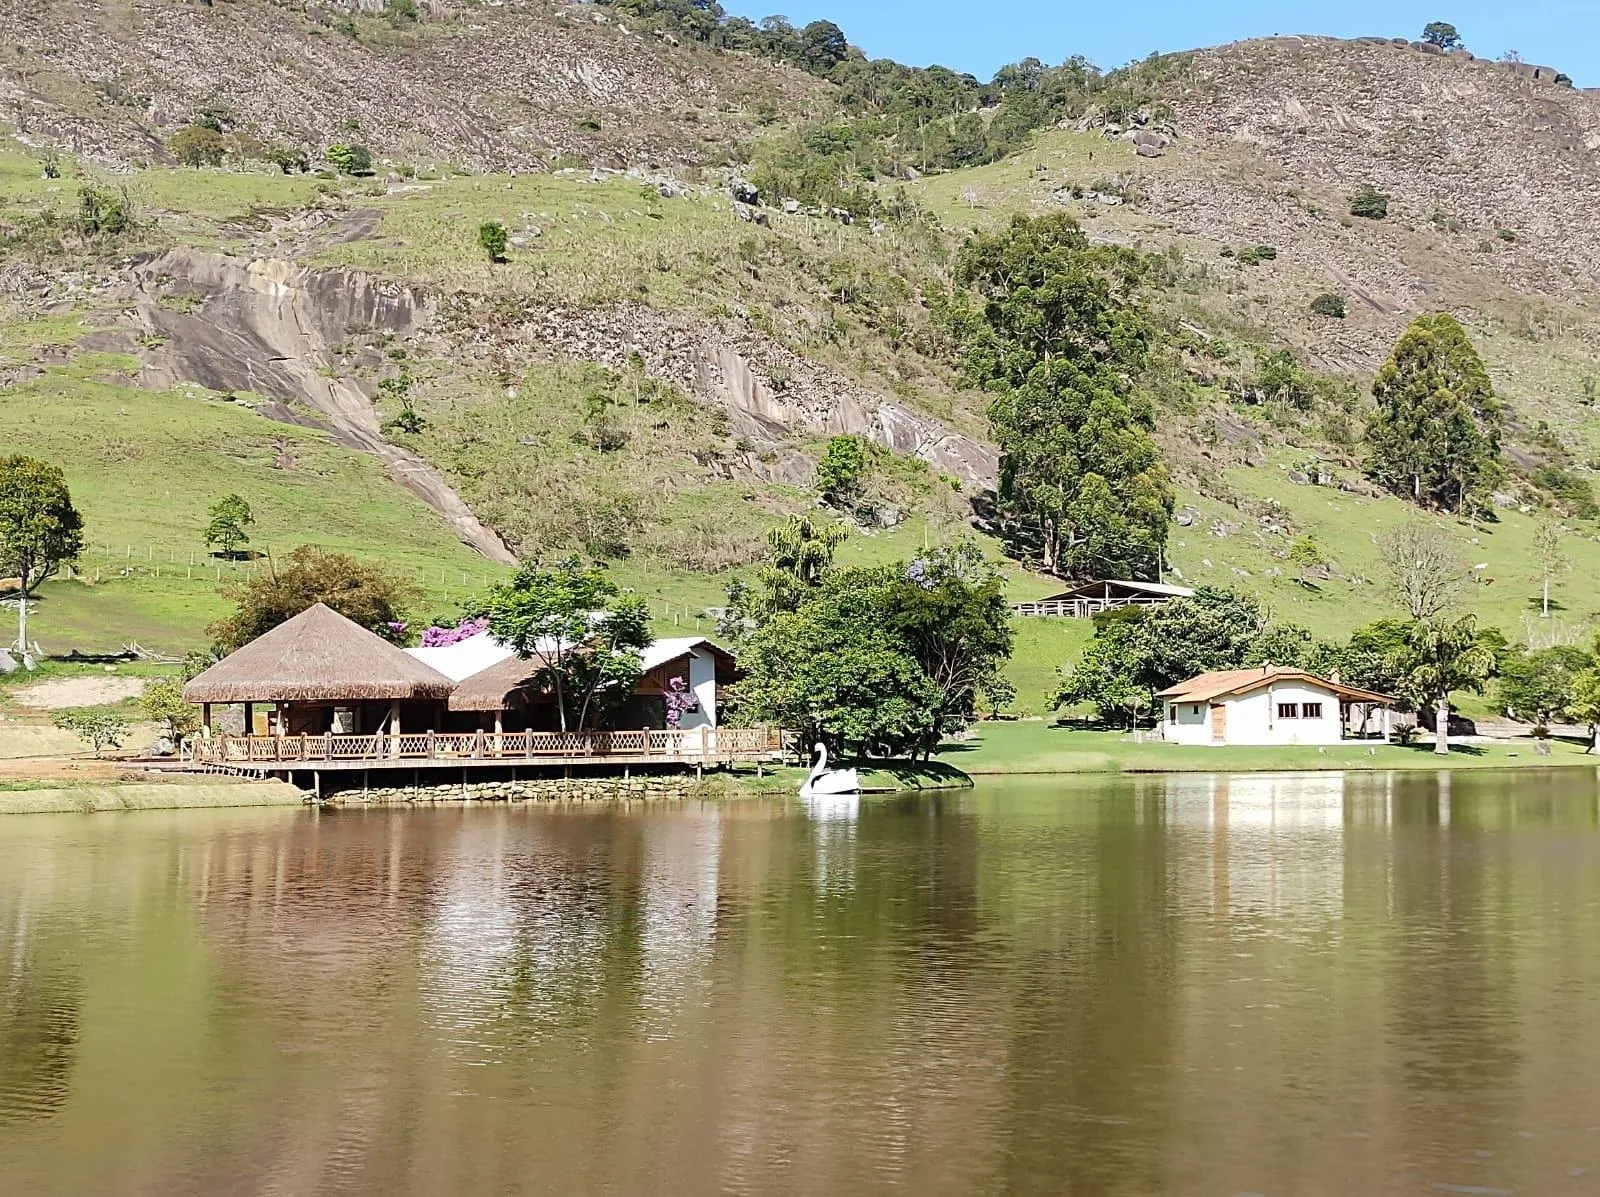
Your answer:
183,604 -> 454,704
448,652 -> 557,712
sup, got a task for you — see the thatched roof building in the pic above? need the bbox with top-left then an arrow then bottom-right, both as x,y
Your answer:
447,652 -> 557,713
183,604 -> 455,704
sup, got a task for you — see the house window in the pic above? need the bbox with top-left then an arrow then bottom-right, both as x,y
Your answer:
1302,702 -> 1324,719
1192,705 -> 1201,716
1169,705 -> 1178,724
1277,702 -> 1299,719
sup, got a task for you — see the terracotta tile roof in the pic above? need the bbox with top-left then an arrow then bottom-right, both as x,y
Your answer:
1158,666 -> 1394,705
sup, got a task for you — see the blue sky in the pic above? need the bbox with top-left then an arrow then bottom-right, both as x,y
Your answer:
722,1 -> 1596,86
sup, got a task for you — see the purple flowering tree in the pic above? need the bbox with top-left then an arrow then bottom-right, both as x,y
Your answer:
420,615 -> 489,648
664,675 -> 699,728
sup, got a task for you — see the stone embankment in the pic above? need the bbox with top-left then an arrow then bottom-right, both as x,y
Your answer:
332,772 -> 708,804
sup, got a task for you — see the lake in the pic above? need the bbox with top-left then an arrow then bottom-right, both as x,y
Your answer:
2,770 -> 1599,1195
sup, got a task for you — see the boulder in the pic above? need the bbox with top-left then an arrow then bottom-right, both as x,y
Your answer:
728,179 -> 760,206
1136,143 -> 1165,158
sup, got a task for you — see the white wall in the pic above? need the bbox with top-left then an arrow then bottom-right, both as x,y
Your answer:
1163,699 -> 1211,745
1165,681 -> 1347,746
677,647 -> 719,730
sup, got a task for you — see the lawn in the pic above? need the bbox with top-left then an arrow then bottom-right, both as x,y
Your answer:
942,720 -> 1597,775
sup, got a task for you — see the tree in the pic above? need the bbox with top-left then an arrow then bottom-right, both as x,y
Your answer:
816,435 -> 867,510
52,710 -> 129,758
140,677 -> 202,745
265,145 -> 311,174
0,456 -> 85,657
1495,645 -> 1587,727
1243,623 -> 1324,669
167,125 -> 229,167
1392,615 -> 1497,754
732,568 -> 940,758
1055,588 -> 1268,723
484,558 -> 652,733
207,545 -> 417,654
1365,314 -> 1502,512
1532,519 -> 1570,618
881,543 -> 1014,757
478,221 -> 509,264
1287,535 -> 1326,584
1054,610 -> 1150,727
798,19 -> 848,73
954,213 -> 1173,578
204,494 -> 253,559
723,514 -> 848,631
1377,522 -> 1464,619
327,143 -> 373,175
1565,663 -> 1600,754
1422,22 -> 1463,50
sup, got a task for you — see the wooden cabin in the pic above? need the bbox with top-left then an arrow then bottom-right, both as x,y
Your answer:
1011,579 -> 1195,618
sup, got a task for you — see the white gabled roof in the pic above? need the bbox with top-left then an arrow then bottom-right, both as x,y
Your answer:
410,631 -> 730,682
641,637 -> 718,672
404,631 -> 515,682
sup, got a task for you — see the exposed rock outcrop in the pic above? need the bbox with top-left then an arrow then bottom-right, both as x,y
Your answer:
127,249 -> 516,563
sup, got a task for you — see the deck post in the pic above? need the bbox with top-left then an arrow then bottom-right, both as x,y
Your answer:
493,711 -> 503,755
313,770 -> 321,801
201,704 -> 212,740
243,702 -> 254,737
474,729 -> 485,759
389,700 -> 401,758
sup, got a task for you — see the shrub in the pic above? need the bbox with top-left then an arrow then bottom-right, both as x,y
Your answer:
52,710 -> 130,758
1350,185 -> 1389,219
75,184 -> 134,238
265,145 -> 310,174
167,125 -> 229,168
1310,292 -> 1347,319
1237,244 -> 1278,265
478,221 -> 509,264
327,143 -> 374,176
817,434 -> 867,507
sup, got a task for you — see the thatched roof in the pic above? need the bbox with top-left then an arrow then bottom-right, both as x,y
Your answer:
447,651 -> 557,712
183,604 -> 455,704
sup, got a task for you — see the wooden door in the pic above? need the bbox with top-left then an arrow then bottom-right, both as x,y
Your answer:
1209,703 -> 1227,744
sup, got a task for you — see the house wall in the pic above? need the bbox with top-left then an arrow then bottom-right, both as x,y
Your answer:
1164,700 -> 1212,746
1166,681 -> 1347,746
681,647 -> 718,729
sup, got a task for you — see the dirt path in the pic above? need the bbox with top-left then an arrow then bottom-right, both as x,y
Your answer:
9,676 -> 148,710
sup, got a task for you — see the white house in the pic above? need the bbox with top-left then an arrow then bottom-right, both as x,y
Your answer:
1158,666 -> 1395,747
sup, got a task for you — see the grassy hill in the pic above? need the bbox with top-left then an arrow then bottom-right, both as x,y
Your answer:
3,18 -> 1599,718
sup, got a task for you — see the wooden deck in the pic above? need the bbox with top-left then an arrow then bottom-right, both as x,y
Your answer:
190,727 -> 780,773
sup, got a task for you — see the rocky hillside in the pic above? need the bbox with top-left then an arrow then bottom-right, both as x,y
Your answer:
4,0 -> 820,169
4,14 -> 1600,664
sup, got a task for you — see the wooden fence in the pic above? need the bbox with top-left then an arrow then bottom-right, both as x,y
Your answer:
192,727 -> 779,767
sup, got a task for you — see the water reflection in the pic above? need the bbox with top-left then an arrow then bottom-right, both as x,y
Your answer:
0,772 -> 1596,1195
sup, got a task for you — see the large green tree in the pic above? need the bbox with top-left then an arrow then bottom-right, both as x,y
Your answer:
881,543 -> 1015,754
1055,588 -> 1268,722
207,545 -> 416,654
1365,313 -> 1502,512
732,569 -> 941,759
1421,22 -> 1463,50
1565,658 -> 1600,754
484,558 -> 652,734
1495,644 -> 1588,727
0,455 -> 84,658
1392,615 -> 1498,754
954,213 -> 1174,578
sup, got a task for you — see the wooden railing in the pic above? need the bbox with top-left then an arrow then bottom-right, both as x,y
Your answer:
1011,597 -> 1176,618
193,727 -> 779,767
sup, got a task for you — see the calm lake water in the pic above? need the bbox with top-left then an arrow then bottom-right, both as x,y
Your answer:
3,771 -> 1600,1195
